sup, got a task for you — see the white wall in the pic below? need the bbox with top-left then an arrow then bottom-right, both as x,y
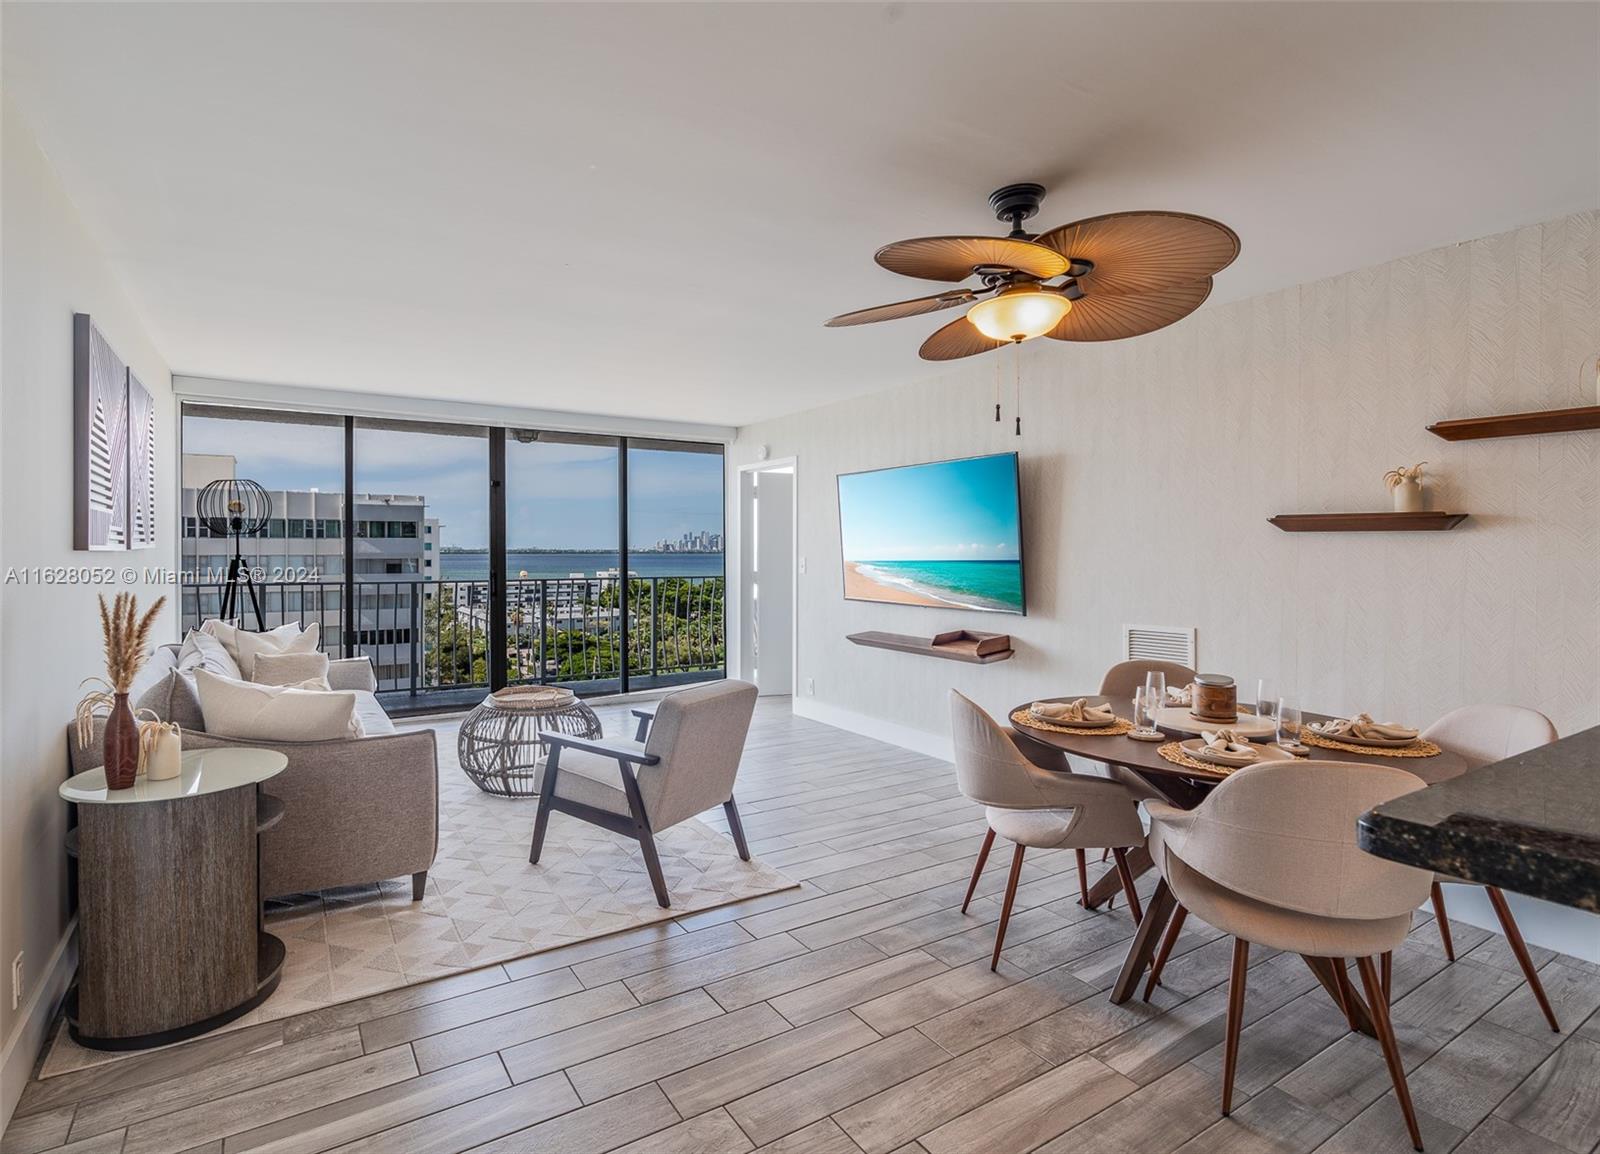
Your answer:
0,94 -> 176,1125
730,211 -> 1600,954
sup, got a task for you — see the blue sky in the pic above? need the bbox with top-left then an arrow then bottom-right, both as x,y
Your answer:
183,415 -> 723,550
838,453 -> 1021,562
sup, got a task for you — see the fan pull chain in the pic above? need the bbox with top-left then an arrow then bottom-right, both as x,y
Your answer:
994,353 -> 1001,423
1014,342 -> 1022,436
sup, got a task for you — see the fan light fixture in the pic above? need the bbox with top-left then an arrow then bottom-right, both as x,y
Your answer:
966,285 -> 1071,343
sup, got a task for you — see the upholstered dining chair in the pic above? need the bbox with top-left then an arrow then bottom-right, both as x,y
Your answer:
530,679 -> 759,908
950,691 -> 1148,970
1145,760 -> 1433,1150
1422,704 -> 1561,1031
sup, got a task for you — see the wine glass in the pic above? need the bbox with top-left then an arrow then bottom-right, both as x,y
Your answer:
1277,700 -> 1303,750
1255,679 -> 1276,724
1144,671 -> 1167,715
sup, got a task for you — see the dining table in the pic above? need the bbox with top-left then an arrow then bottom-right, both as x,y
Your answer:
1009,693 -> 1471,1037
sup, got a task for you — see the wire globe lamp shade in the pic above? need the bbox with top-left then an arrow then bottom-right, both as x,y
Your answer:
967,287 -> 1072,342
197,478 -> 272,538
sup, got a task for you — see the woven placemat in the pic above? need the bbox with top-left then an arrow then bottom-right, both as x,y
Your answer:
1011,710 -> 1135,737
1303,730 -> 1442,757
1156,741 -> 1235,776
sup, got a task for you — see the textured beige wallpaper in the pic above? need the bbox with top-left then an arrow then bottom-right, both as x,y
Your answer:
732,212 -> 1599,742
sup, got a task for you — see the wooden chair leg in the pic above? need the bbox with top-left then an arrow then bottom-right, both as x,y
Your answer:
1112,847 -> 1143,926
963,829 -> 996,914
1075,848 -> 1090,907
1381,951 -> 1393,1004
411,870 -> 428,901
990,844 -> 1026,972
1143,904 -> 1188,1000
529,780 -> 557,864
723,797 -> 751,861
1430,882 -> 1455,961
1222,938 -> 1250,1115
1330,959 -> 1360,1031
637,832 -> 670,909
1356,956 -> 1424,1151
1486,886 -> 1560,1032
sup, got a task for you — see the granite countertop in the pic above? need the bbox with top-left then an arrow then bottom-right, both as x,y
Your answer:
1358,725 -> 1600,912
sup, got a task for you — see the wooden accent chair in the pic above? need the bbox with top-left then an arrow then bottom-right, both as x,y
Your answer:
1145,760 -> 1433,1150
949,691 -> 1147,970
1422,705 -> 1561,1032
530,680 -> 759,908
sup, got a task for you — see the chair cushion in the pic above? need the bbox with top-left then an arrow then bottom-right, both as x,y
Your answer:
985,806 -> 1077,848
536,749 -> 633,818
1163,848 -> 1412,957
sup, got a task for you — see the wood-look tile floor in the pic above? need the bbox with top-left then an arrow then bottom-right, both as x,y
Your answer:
11,698 -> 1600,1154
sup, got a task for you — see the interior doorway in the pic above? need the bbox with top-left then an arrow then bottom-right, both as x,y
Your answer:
737,459 -> 796,696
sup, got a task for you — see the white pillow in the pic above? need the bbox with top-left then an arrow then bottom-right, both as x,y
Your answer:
252,650 -> 332,689
232,621 -> 321,680
192,668 -> 360,741
178,630 -> 243,680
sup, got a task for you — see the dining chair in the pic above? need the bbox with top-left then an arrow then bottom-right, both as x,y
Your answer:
530,679 -> 759,908
949,691 -> 1148,970
1421,704 -> 1560,1031
1145,760 -> 1433,1150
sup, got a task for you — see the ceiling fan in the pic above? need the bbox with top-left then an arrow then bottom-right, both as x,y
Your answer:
825,183 -> 1239,360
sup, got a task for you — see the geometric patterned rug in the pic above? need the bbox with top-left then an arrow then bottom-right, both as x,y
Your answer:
39,714 -> 796,1078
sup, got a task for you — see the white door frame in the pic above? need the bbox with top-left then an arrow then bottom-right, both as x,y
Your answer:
731,456 -> 798,697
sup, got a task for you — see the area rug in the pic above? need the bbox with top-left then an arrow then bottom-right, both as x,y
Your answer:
40,716 -> 796,1077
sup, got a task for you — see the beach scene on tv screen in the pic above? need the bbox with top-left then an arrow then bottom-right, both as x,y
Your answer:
838,453 -> 1024,615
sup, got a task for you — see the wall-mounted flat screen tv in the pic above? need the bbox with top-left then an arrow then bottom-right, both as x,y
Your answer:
837,452 -> 1025,615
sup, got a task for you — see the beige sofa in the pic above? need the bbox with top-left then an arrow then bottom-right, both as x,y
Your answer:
69,642 -> 439,900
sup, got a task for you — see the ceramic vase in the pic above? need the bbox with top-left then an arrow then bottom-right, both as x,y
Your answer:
103,693 -> 140,790
145,726 -> 182,781
1392,479 -> 1424,513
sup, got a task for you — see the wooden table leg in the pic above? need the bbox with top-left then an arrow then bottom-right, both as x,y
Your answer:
1085,845 -> 1152,909
1302,955 -> 1377,1037
1110,878 -> 1176,1004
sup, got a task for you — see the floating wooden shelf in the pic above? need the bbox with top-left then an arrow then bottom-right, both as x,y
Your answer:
1269,512 -> 1468,533
1427,405 -> 1600,441
847,629 -> 1015,664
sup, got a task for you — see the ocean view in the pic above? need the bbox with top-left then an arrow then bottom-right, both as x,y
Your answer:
441,551 -> 724,581
849,559 -> 1024,614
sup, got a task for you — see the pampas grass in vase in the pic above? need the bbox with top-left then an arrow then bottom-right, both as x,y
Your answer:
91,592 -> 166,789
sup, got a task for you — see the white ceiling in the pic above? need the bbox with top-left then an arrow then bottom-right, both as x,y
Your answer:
5,2 -> 1596,427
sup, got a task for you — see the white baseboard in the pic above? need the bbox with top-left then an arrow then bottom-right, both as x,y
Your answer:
792,697 -> 953,762
1434,884 -> 1600,965
1,922 -> 75,1133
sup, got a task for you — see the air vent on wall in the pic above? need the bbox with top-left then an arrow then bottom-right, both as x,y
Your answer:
1124,625 -> 1196,668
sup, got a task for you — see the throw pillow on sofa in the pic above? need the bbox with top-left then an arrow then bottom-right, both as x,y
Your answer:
252,650 -> 332,689
178,629 -> 243,680
134,669 -> 206,731
193,667 -> 361,741
202,620 -> 321,680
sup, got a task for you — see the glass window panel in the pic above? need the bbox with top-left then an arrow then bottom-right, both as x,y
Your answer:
504,431 -> 621,688
626,438 -> 725,687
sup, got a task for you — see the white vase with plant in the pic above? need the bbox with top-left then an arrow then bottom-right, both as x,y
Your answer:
1384,462 -> 1427,513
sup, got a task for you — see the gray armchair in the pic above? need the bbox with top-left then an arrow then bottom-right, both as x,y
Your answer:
530,680 -> 759,908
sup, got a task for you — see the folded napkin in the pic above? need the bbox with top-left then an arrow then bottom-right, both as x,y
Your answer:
1200,728 -> 1258,758
1166,683 -> 1195,706
1313,713 -> 1418,741
1030,698 -> 1116,724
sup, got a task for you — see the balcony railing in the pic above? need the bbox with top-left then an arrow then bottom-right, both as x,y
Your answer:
179,575 -> 725,698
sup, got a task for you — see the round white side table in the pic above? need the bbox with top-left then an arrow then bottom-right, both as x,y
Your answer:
62,747 -> 287,1049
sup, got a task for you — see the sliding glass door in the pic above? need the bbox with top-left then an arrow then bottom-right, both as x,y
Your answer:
179,404 -> 725,709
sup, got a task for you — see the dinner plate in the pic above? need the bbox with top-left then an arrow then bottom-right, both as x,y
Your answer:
1180,738 -> 1292,767
1028,709 -> 1116,728
1155,706 -> 1277,740
1310,726 -> 1418,749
